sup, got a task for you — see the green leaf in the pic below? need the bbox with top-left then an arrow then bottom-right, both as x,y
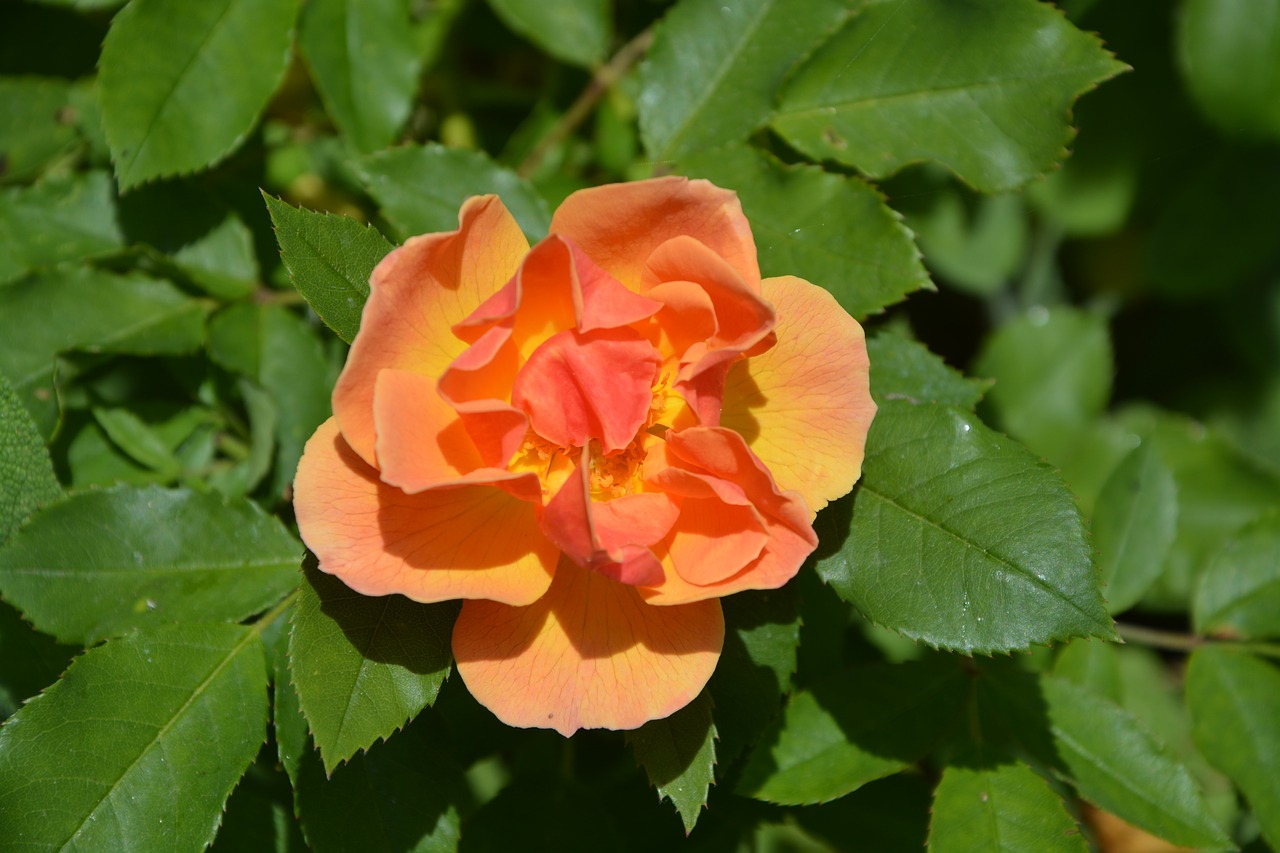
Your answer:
867,331 -> 988,410
1093,442 -> 1178,614
207,379 -> 278,498
1177,0 -> 1280,141
354,143 -> 551,241
91,406 -> 184,481
928,760 -> 1086,853
0,77 -> 77,184
98,0 -> 298,188
1187,646 -> 1280,851
488,0 -> 610,68
738,659 -> 966,805
638,0 -> 848,163
796,774 -> 932,853
259,307 -> 333,501
0,373 -> 61,544
299,0 -> 421,153
289,557 -> 457,773
0,484 -> 302,645
974,306 -> 1113,465
772,0 -> 1127,193
263,193 -> 391,344
678,144 -> 929,319
1193,512 -> 1280,639
169,213 -> 259,300
0,599 -> 73,721
0,171 -> 122,284
209,760 -> 307,853
1051,640 -> 1121,704
0,623 -> 269,852
899,188 -> 1028,298
816,401 -> 1114,654
627,690 -> 716,833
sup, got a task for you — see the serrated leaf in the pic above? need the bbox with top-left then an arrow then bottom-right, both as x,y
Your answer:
1093,442 -> 1178,614
627,690 -> 716,833
1193,512 -> 1280,639
353,143 -> 551,241
0,599 -> 73,721
0,623 -> 268,852
1177,0 -> 1280,141
263,194 -> 391,344
209,760 -> 308,853
738,659 -> 966,805
679,144 -> 928,319
1187,646 -> 1280,851
0,171 -> 122,284
299,0 -> 421,153
0,265 -> 206,436
867,331 -> 988,410
816,400 -> 1114,654
289,557 -> 457,773
928,760 -> 1086,853
488,0 -> 610,68
98,0 -> 298,188
638,0 -> 847,162
772,0 -> 1127,193
0,373 -> 62,544
0,77 -> 77,184
974,306 -> 1113,465
0,485 -> 302,645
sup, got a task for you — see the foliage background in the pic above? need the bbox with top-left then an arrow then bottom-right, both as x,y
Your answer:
1,0 -> 1279,850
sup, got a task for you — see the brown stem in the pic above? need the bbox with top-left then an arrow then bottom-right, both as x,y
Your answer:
1115,621 -> 1280,659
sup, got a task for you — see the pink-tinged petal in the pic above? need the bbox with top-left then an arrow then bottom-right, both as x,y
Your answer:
452,557 -> 723,736
295,419 -> 557,605
333,196 -> 529,467
647,280 -> 717,357
512,328 -> 661,453
372,369 -> 482,489
664,498 -> 768,586
721,276 -> 876,518
550,177 -> 760,293
436,325 -> 528,467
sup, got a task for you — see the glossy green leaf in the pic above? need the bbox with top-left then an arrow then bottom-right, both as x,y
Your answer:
488,0 -> 610,68
99,0 -> 298,188
1193,512 -> 1280,639
0,623 -> 268,852
816,401 -> 1114,654
772,0 -> 1127,192
1177,0 -> 1280,141
974,306 -> 1113,465
289,558 -> 457,773
263,193 -> 391,344
1093,442 -> 1178,614
354,143 -> 551,241
0,77 -> 77,184
679,144 -> 928,319
1187,646 -> 1280,851
0,485 -> 302,645
627,690 -> 716,833
0,171 -> 122,284
928,760 -> 1086,853
738,659 -> 966,805
1051,640 -> 1122,703
299,0 -> 421,153
0,373 -> 61,544
867,332 -> 988,410
638,0 -> 848,163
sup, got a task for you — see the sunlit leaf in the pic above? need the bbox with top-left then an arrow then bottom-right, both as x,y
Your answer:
628,690 -> 716,833
928,759 -> 1086,853
867,332 -> 988,410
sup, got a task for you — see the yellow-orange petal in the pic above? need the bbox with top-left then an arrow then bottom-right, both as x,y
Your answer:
372,369 -> 482,490
295,418 -> 557,605
549,177 -> 760,294
452,557 -> 723,736
333,195 -> 529,467
721,276 -> 876,518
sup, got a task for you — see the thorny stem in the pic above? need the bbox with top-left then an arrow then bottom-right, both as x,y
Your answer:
517,28 -> 655,180
1116,621 -> 1280,660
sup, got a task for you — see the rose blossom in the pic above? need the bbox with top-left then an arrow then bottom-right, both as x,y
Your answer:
294,177 -> 875,736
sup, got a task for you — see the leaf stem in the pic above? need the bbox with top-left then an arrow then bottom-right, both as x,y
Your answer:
517,27 -> 655,180
252,587 -> 300,637
1115,621 -> 1280,659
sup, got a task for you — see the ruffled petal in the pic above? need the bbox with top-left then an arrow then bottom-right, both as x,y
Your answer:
333,196 -> 529,467
295,418 -> 556,605
720,276 -> 876,517
452,557 -> 723,736
550,177 -> 760,294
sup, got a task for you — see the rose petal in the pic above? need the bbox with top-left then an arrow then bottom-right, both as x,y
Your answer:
721,276 -> 876,517
333,196 -> 529,467
436,325 -> 528,467
550,177 -> 760,294
452,557 -> 723,736
295,418 -> 556,605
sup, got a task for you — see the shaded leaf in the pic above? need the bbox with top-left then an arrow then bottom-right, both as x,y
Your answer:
1176,0 -> 1280,141
0,373 -> 62,544
258,307 -> 333,501
867,331 -> 988,410
899,188 -> 1028,298
91,406 -> 183,481
0,599 -> 74,722
795,773 -> 932,853
627,690 -> 716,833
0,171 -> 122,284
488,0 -> 610,68
928,759 -> 1086,853
0,77 -> 77,184
1093,442 -> 1178,614
1194,512 -> 1280,639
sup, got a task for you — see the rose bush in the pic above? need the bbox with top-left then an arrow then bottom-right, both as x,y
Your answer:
294,177 -> 874,735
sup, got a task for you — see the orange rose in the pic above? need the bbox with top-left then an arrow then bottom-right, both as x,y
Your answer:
294,177 -> 875,735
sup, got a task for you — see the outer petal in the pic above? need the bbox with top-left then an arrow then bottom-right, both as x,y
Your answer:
550,177 -> 760,294
720,276 -> 876,518
333,196 -> 529,466
295,418 -> 557,605
452,557 -> 723,736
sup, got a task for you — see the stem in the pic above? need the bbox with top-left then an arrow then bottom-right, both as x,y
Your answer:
517,28 -> 655,179
1115,621 -> 1280,660
252,588 -> 300,638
